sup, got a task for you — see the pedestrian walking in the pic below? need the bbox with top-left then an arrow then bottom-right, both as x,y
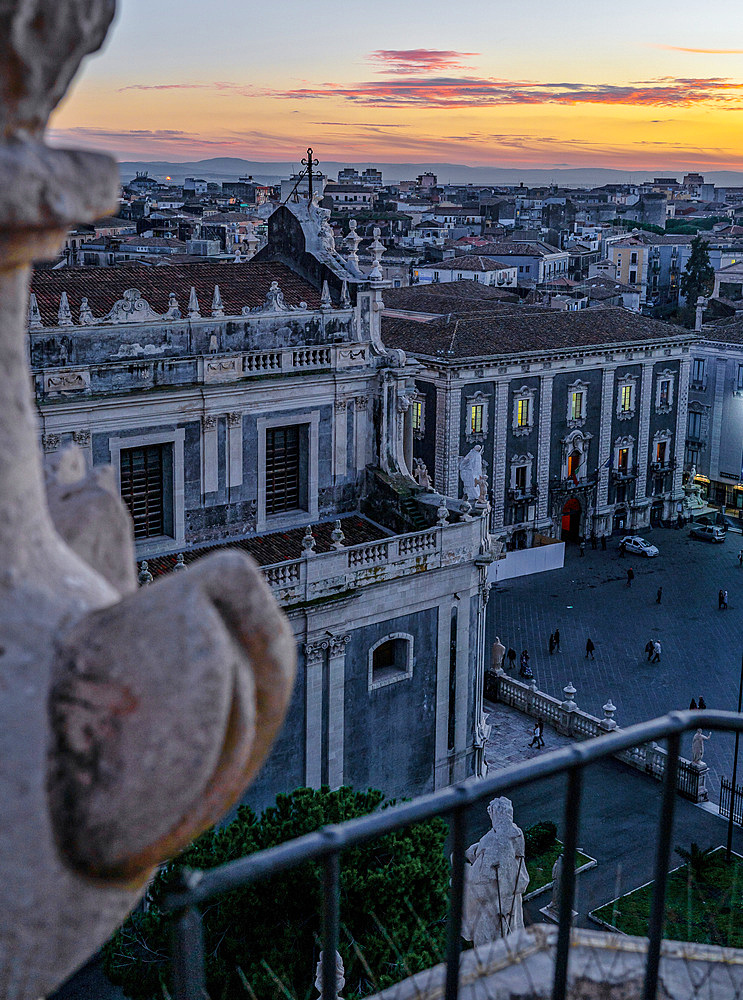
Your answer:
698,696 -> 707,710
689,698 -> 697,710
579,539 -> 586,557
645,640 -> 654,661
738,548 -> 742,568
536,717 -> 545,748
724,589 -> 729,609
554,628 -> 561,652
619,540 -> 626,557
719,588 -> 724,610
585,637 -> 595,659
528,721 -> 540,747
506,647 -> 517,671
548,632 -> 556,655
601,534 -> 607,551
591,532 -> 597,550
627,567 -> 634,587
651,640 -> 661,663
656,586 -> 662,604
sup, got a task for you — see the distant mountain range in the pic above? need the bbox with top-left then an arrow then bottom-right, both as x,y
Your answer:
117,157 -> 743,188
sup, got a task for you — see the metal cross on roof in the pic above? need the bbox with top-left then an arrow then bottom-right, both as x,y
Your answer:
301,147 -> 319,202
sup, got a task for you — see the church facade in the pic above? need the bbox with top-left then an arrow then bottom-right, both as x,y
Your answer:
29,200 -> 491,808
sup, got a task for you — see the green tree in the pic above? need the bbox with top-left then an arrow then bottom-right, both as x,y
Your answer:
680,235 -> 714,308
102,787 -> 449,1000
675,842 -> 716,880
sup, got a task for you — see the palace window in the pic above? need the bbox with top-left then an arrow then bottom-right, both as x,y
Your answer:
514,465 -> 527,490
466,391 -> 490,441
570,390 -> 585,421
517,397 -> 530,427
369,633 -> 414,689
655,370 -> 675,411
692,358 -> 706,386
656,440 -> 667,465
512,385 -> 536,435
470,403 -> 483,434
737,364 -> 743,391
618,447 -> 629,472
688,410 -> 703,440
120,443 -> 172,539
567,451 -> 581,478
265,425 -> 306,515
412,399 -> 423,433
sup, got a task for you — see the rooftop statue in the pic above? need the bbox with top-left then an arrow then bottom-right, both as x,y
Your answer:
0,4 -> 296,998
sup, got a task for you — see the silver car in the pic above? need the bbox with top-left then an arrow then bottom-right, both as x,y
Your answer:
689,524 -> 726,543
620,535 -> 659,557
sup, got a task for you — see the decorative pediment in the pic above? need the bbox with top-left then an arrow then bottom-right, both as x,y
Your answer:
103,288 -> 161,324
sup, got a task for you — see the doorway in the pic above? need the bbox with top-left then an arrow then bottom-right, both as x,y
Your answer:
561,497 -> 581,541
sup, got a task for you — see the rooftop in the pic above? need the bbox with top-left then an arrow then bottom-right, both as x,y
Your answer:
424,255 -> 510,272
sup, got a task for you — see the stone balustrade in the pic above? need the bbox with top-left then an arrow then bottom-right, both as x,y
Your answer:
489,671 -> 709,803
262,521 -> 475,605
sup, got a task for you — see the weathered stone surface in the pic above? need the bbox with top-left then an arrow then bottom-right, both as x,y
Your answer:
0,3 -> 297,997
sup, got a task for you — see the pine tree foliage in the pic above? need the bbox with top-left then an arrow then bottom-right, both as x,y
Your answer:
680,235 -> 714,307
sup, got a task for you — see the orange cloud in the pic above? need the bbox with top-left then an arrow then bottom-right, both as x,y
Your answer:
368,49 -> 479,73
270,76 -> 743,108
654,46 -> 743,54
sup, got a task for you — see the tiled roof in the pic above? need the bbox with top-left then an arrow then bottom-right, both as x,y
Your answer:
382,307 -> 693,360
426,255 -> 510,272
383,282 -> 519,314
29,260 -> 322,326
120,236 -> 187,248
473,241 -> 563,257
145,515 -> 390,578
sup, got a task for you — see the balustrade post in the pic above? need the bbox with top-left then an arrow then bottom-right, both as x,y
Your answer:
561,681 -> 577,736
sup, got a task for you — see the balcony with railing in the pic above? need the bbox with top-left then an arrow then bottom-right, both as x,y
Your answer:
161,708 -> 743,1000
611,463 -> 637,481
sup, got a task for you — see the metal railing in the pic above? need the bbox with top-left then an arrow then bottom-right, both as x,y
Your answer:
162,710 -> 743,1000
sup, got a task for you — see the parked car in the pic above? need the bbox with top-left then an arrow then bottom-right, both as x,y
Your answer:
620,535 -> 659,557
689,524 -> 726,543
693,514 -> 728,532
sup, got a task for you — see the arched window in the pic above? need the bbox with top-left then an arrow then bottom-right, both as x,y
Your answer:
368,633 -> 414,689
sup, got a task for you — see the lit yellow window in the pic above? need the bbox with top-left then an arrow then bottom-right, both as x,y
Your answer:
412,400 -> 422,432
618,448 -> 628,471
517,397 -> 530,426
571,391 -> 584,420
656,441 -> 667,464
621,384 -> 632,412
471,404 -> 483,434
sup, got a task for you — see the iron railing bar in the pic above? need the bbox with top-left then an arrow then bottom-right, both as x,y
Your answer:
163,711 -> 743,910
551,767 -> 582,1000
642,731 -> 680,1000
171,894 -> 206,1000
444,793 -> 469,1000
322,840 -> 341,1000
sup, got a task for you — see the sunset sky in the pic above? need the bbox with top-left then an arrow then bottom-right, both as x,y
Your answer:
49,0 -> 743,171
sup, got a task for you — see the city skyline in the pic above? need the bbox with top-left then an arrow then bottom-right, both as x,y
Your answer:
49,0 -> 743,171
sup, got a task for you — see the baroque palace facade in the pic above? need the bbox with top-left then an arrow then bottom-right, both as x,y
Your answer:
29,200 -> 492,807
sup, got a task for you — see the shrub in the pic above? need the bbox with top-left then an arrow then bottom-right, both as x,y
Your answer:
524,821 -> 558,857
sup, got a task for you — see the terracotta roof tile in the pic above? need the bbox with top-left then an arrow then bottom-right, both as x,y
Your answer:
145,515 -> 389,578
30,260 -> 322,326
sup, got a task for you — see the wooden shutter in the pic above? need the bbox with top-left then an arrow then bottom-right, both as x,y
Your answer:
120,445 -> 164,538
265,427 -> 300,514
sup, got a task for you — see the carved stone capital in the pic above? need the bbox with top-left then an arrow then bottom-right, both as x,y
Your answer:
334,399 -> 347,412
203,415 -> 217,430
305,639 -> 330,664
42,433 -> 61,453
329,634 -> 351,658
355,395 -> 369,411
72,429 -> 91,447
227,411 -> 242,426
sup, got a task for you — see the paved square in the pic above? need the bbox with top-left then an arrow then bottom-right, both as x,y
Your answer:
486,526 -> 743,799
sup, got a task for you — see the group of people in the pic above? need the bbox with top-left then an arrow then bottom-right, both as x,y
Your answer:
528,718 -> 545,748
644,639 -> 662,662
718,589 -> 729,610
518,649 -> 533,678
548,629 -> 561,654
689,696 -> 707,710
578,533 -> 608,555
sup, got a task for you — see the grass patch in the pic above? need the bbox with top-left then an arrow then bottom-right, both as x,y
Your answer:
526,841 -> 594,894
593,848 -> 743,946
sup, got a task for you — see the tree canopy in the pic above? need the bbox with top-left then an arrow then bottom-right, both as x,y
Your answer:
680,235 -> 714,307
102,787 -> 449,1000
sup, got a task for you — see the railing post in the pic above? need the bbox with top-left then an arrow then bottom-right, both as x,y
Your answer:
445,790 -> 469,1000
170,869 -> 206,1000
322,842 -> 341,1000
551,766 -> 582,1000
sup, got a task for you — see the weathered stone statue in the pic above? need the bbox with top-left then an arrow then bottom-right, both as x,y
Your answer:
491,636 -> 506,671
0,5 -> 297,998
315,950 -> 345,1000
461,797 -> 530,945
692,729 -> 710,763
550,853 -> 563,912
414,458 -> 432,489
459,445 -> 484,502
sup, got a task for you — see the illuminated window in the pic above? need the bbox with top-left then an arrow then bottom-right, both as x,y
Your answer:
412,399 -> 422,432
617,447 -> 629,471
567,451 -> 581,478
517,397 -> 530,426
471,404 -> 483,434
621,384 -> 633,413
571,391 -> 584,421
656,440 -> 667,465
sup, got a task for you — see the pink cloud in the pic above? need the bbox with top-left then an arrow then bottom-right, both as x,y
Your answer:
368,49 -> 479,74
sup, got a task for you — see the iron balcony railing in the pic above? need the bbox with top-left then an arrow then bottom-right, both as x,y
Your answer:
162,710 -> 743,1000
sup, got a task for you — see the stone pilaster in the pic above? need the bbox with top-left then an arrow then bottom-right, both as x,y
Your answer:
492,381 -> 509,529
537,374 -> 554,521
444,385 -> 462,497
327,635 -> 349,788
709,356 -> 728,483
202,414 -> 218,494
598,369 -> 615,509
227,412 -> 243,490
304,640 -> 327,789
636,362 -> 654,500
354,395 -> 368,471
434,602 -> 452,789
333,399 -> 347,479
673,357 -> 690,497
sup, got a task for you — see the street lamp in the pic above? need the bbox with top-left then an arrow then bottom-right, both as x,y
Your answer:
726,652 -> 743,861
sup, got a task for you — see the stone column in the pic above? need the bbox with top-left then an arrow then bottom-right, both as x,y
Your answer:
227,411 -> 243,491
452,596 -> 472,783
635,362 -> 654,502
709,356 -> 728,484
434,601 -> 453,789
492,381 -> 509,529
597,368 -> 615,510
72,429 -> 92,469
537,374 -> 554,523
441,384 -> 462,496
673,357 -> 690,498
354,395 -> 368,471
304,640 -> 327,788
327,635 -> 349,788
202,414 -> 218,495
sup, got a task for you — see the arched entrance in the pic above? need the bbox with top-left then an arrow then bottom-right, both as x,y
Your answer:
613,507 -> 628,532
650,501 -> 663,526
561,497 -> 581,541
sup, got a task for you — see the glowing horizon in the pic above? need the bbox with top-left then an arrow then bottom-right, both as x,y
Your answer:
49,0 -> 743,173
